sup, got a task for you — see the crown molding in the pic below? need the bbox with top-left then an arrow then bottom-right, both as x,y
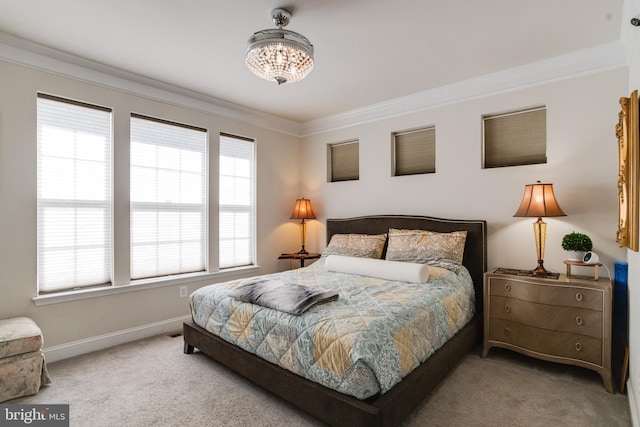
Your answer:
0,32 -> 303,137
0,31 -> 630,138
300,41 -> 629,136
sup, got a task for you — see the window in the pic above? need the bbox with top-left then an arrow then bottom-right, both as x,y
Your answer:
483,107 -> 547,168
130,114 -> 207,280
37,94 -> 112,293
219,133 -> 255,268
393,127 -> 436,176
36,95 -> 258,297
328,140 -> 359,182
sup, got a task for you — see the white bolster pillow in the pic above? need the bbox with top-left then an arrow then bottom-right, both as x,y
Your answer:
325,255 -> 429,283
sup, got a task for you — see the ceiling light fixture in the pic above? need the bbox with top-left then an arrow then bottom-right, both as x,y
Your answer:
245,8 -> 314,85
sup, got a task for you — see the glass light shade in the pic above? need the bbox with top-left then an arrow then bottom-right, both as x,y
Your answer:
246,29 -> 314,85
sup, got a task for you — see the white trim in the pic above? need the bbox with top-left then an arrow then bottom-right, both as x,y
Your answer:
43,314 -> 191,363
0,32 -> 630,137
33,265 -> 259,306
301,41 -> 628,136
629,378 -> 638,427
0,32 -> 303,137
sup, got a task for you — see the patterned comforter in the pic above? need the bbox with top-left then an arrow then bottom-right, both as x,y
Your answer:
190,257 -> 475,399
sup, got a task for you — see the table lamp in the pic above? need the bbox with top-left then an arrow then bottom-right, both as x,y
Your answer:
513,181 -> 566,276
290,198 -> 316,254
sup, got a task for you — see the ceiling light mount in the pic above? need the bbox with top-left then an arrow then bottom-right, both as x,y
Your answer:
271,8 -> 291,28
245,7 -> 314,85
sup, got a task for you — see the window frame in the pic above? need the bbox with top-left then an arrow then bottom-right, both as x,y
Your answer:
33,100 -> 261,306
218,132 -> 257,269
36,93 -> 114,295
482,106 -> 547,169
392,126 -> 436,176
327,140 -> 359,182
129,113 -> 209,281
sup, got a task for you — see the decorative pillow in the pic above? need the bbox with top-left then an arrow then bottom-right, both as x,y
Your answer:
323,233 -> 387,259
385,228 -> 467,265
325,255 -> 429,283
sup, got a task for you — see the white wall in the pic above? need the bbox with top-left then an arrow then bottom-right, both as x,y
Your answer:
626,13 -> 640,422
0,60 -> 301,354
301,70 -> 628,280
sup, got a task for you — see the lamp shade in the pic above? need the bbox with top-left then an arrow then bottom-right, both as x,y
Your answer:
290,198 -> 316,220
513,181 -> 566,218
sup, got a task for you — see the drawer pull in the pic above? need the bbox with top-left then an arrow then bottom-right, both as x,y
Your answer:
504,284 -> 511,292
505,305 -> 511,313
575,316 -> 583,326
575,292 -> 583,302
504,328 -> 510,337
575,342 -> 582,352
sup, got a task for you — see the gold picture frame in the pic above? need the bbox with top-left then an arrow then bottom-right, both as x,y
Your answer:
616,89 -> 639,251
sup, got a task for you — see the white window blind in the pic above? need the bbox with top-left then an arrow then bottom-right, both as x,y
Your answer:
37,94 -> 113,293
219,134 -> 255,268
130,114 -> 207,280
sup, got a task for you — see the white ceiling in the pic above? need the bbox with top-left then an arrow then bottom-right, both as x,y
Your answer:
0,0 -> 630,125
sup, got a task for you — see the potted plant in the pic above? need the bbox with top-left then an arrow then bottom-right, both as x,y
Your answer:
561,232 -> 593,261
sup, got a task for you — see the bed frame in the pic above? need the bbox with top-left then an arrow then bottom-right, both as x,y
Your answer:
184,215 -> 487,427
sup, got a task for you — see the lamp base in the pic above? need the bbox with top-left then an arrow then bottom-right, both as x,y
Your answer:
296,220 -> 309,256
530,261 -> 554,277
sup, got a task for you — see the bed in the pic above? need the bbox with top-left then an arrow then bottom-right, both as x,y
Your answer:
183,214 -> 487,426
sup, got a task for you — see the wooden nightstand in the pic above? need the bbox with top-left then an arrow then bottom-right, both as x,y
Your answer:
278,252 -> 321,268
482,269 -> 614,393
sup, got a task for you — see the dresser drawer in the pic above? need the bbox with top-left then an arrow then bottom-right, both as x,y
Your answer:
489,296 -> 602,338
488,277 -> 603,310
489,318 -> 602,366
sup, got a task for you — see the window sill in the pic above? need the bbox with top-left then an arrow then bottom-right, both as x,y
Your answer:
32,265 -> 260,306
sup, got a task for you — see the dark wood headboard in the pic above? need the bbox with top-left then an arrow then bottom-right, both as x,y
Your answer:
326,215 -> 487,315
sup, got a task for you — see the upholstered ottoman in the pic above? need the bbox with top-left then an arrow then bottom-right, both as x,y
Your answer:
0,317 -> 51,402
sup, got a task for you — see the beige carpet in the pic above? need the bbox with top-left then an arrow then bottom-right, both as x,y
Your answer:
11,333 -> 631,426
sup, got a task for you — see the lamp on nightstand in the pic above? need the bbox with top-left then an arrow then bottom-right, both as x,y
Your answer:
514,181 -> 566,276
290,198 -> 316,255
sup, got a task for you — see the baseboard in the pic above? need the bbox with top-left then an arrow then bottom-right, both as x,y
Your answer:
44,314 -> 191,363
629,378 -> 639,427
